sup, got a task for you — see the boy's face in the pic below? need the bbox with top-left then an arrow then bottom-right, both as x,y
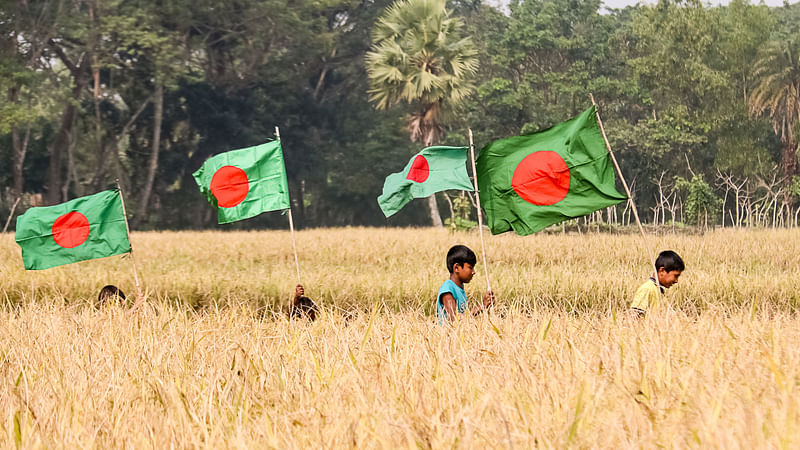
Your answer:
657,268 -> 682,288
453,262 -> 476,284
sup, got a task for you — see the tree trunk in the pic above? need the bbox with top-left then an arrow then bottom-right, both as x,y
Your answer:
8,83 -> 31,197
781,140 -> 799,182
64,110 -> 83,199
47,42 -> 88,204
136,82 -> 164,225
290,180 -> 305,229
781,140 -> 798,207
90,76 -> 106,190
95,96 -> 151,193
47,81 -> 84,205
91,142 -> 110,191
8,85 -> 22,196
313,48 -> 336,101
421,111 -> 443,228
11,125 -> 30,196
428,194 -> 443,227
10,109 -> 31,198
63,129 -> 79,200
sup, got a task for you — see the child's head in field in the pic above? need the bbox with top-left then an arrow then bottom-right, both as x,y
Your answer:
655,250 -> 684,288
97,285 -> 126,305
446,245 -> 477,285
290,284 -> 318,321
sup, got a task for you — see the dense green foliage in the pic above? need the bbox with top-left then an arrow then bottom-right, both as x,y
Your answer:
2,0 -> 800,229
675,175 -> 720,227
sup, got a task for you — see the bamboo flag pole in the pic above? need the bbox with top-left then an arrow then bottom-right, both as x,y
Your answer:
275,126 -> 302,285
116,180 -> 145,310
468,128 -> 492,293
2,196 -> 21,233
589,94 -> 661,291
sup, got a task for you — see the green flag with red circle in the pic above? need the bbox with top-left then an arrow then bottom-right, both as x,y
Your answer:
14,189 -> 131,270
476,106 -> 627,236
193,141 -> 290,224
377,146 -> 474,218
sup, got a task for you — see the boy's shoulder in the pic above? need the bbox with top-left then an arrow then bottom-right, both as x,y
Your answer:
438,279 -> 458,293
438,280 -> 466,301
636,278 -> 657,288
635,278 -> 654,289
631,278 -> 661,312
634,278 -> 663,295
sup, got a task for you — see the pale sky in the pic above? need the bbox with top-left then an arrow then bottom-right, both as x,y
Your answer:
486,0 -> 796,10
603,0 -> 793,8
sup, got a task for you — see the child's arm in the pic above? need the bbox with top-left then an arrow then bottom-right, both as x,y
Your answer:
469,290 -> 494,316
441,293 -> 459,319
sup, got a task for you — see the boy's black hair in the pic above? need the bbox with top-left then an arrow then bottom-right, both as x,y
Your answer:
446,245 -> 477,274
97,285 -> 126,304
655,250 -> 685,272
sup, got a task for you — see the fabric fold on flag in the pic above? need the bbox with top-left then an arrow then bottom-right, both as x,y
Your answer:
476,106 -> 627,236
378,146 -> 474,217
15,189 -> 131,270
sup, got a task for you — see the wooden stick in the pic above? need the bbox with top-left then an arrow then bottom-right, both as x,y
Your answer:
3,197 -> 21,233
589,94 -> 661,291
287,207 -> 301,284
117,181 -> 145,310
275,126 -> 302,284
468,129 -> 492,293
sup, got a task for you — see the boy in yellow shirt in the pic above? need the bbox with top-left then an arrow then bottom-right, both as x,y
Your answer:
631,250 -> 684,316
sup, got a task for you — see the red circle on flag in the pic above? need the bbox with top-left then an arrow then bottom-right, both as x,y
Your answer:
406,155 -> 430,183
512,151 -> 571,205
210,165 -> 249,208
52,211 -> 90,248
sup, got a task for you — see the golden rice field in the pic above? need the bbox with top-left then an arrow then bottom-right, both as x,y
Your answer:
0,227 -> 799,447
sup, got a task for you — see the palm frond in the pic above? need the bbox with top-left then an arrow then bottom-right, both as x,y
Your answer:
365,0 -> 479,125
749,36 -> 800,146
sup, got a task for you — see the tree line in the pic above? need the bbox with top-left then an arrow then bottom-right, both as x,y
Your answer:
2,0 -> 800,230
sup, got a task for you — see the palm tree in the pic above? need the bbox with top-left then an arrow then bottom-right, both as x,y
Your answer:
749,34 -> 800,182
366,0 -> 478,226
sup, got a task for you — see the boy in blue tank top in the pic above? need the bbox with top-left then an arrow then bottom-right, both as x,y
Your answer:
437,245 -> 494,322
